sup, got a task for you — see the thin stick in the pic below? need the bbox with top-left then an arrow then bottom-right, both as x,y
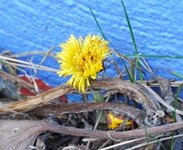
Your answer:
137,80 -> 183,87
38,47 -> 55,67
99,137 -> 146,150
127,133 -> 183,150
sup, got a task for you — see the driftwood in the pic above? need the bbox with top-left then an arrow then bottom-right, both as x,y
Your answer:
0,76 -> 183,149
1,120 -> 183,150
29,102 -> 144,126
1,79 -> 183,118
0,85 -> 71,113
0,79 -> 159,114
92,80 -> 159,113
91,79 -> 183,116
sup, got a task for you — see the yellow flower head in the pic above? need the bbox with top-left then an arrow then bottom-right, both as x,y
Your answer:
107,112 -> 134,129
56,34 -> 110,92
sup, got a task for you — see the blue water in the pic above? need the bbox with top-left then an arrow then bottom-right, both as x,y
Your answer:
0,0 -> 183,87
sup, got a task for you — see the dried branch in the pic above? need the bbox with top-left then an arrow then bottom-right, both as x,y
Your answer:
29,102 -> 144,126
1,119 -> 183,149
46,120 -> 183,140
91,79 -> 159,114
91,79 -> 183,116
1,79 -> 183,118
0,85 -> 71,113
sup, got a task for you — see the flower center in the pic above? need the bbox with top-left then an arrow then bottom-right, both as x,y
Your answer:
74,49 -> 96,72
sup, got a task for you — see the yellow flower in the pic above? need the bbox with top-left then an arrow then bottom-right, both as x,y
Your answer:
56,34 -> 110,92
107,112 -> 134,129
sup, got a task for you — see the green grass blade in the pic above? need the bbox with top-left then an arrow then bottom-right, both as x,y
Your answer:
89,6 -> 133,81
169,71 -> 183,79
138,60 -> 143,81
124,60 -> 133,81
89,7 -> 106,39
120,0 -> 138,54
120,0 -> 143,81
125,54 -> 183,59
170,85 -> 182,149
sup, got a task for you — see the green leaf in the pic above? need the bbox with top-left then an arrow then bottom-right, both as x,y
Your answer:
93,91 -> 105,102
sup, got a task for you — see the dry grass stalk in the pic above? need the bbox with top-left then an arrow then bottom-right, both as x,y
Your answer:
0,55 -> 58,72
